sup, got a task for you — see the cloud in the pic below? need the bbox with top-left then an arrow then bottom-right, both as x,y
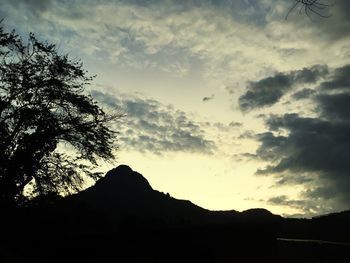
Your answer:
292,88 -> 316,100
91,90 -> 216,155
257,114 -> 350,175
257,113 -> 350,194
8,0 -> 52,11
268,0 -> 350,41
209,121 -> 241,133
316,93 -> 350,120
253,64 -> 350,214
202,94 -> 215,102
320,64 -> 350,91
266,195 -> 331,217
267,195 -> 307,210
256,115 -> 350,213
1,0 -> 53,18
284,0 -> 333,20
232,152 -> 258,163
238,65 -> 328,111
2,0 -> 349,93
238,130 -> 255,139
229,121 -> 242,128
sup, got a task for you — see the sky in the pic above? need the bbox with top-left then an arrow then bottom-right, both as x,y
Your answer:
2,0 -> 350,217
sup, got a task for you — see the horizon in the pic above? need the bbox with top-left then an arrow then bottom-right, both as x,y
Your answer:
2,0 -> 350,218
77,163 -> 347,219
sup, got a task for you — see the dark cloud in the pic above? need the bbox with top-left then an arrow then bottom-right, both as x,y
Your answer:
316,93 -> 350,120
253,64 -> 350,214
292,88 -> 316,100
5,0 -> 52,14
255,131 -> 287,162
202,94 -> 215,102
266,195 -> 332,217
257,114 -> 350,177
91,90 -> 216,155
322,0 -> 350,39
267,195 -> 307,210
239,65 -> 328,111
320,64 -> 350,91
336,0 -> 350,27
239,73 -> 292,111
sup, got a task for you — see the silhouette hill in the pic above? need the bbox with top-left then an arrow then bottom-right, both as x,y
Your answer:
1,165 -> 350,263
54,165 -> 280,233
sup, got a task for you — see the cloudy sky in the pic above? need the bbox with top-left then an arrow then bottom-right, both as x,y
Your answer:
3,0 -> 350,217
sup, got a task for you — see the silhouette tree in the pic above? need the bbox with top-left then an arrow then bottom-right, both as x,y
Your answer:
0,25 -> 121,206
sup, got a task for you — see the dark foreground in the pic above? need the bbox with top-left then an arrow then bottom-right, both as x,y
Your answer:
1,166 -> 349,262
1,225 -> 350,263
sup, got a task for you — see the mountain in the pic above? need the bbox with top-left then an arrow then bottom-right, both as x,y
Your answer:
3,165 -> 350,263
2,165 -> 280,262
19,164 -> 349,242
68,164 -> 215,232
61,165 -> 280,233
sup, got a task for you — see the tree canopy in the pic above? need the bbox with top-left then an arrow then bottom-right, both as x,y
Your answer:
0,25 -> 121,206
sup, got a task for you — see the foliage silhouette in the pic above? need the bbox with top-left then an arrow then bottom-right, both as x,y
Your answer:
0,25 -> 122,206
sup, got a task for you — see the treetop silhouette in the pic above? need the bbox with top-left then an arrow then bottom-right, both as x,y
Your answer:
0,25 -> 122,206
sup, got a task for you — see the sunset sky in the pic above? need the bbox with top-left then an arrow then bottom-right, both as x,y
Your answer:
3,0 -> 350,217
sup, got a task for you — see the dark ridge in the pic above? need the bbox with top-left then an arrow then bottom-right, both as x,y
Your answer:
239,208 -> 282,225
312,210 -> 350,220
2,165 -> 350,263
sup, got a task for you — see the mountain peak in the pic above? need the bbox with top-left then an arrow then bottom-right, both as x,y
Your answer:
94,164 -> 152,192
105,164 -> 134,176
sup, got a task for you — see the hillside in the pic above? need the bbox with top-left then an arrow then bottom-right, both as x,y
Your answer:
1,165 -> 349,263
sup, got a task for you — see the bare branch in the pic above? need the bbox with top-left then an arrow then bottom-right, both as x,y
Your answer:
286,0 -> 333,20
